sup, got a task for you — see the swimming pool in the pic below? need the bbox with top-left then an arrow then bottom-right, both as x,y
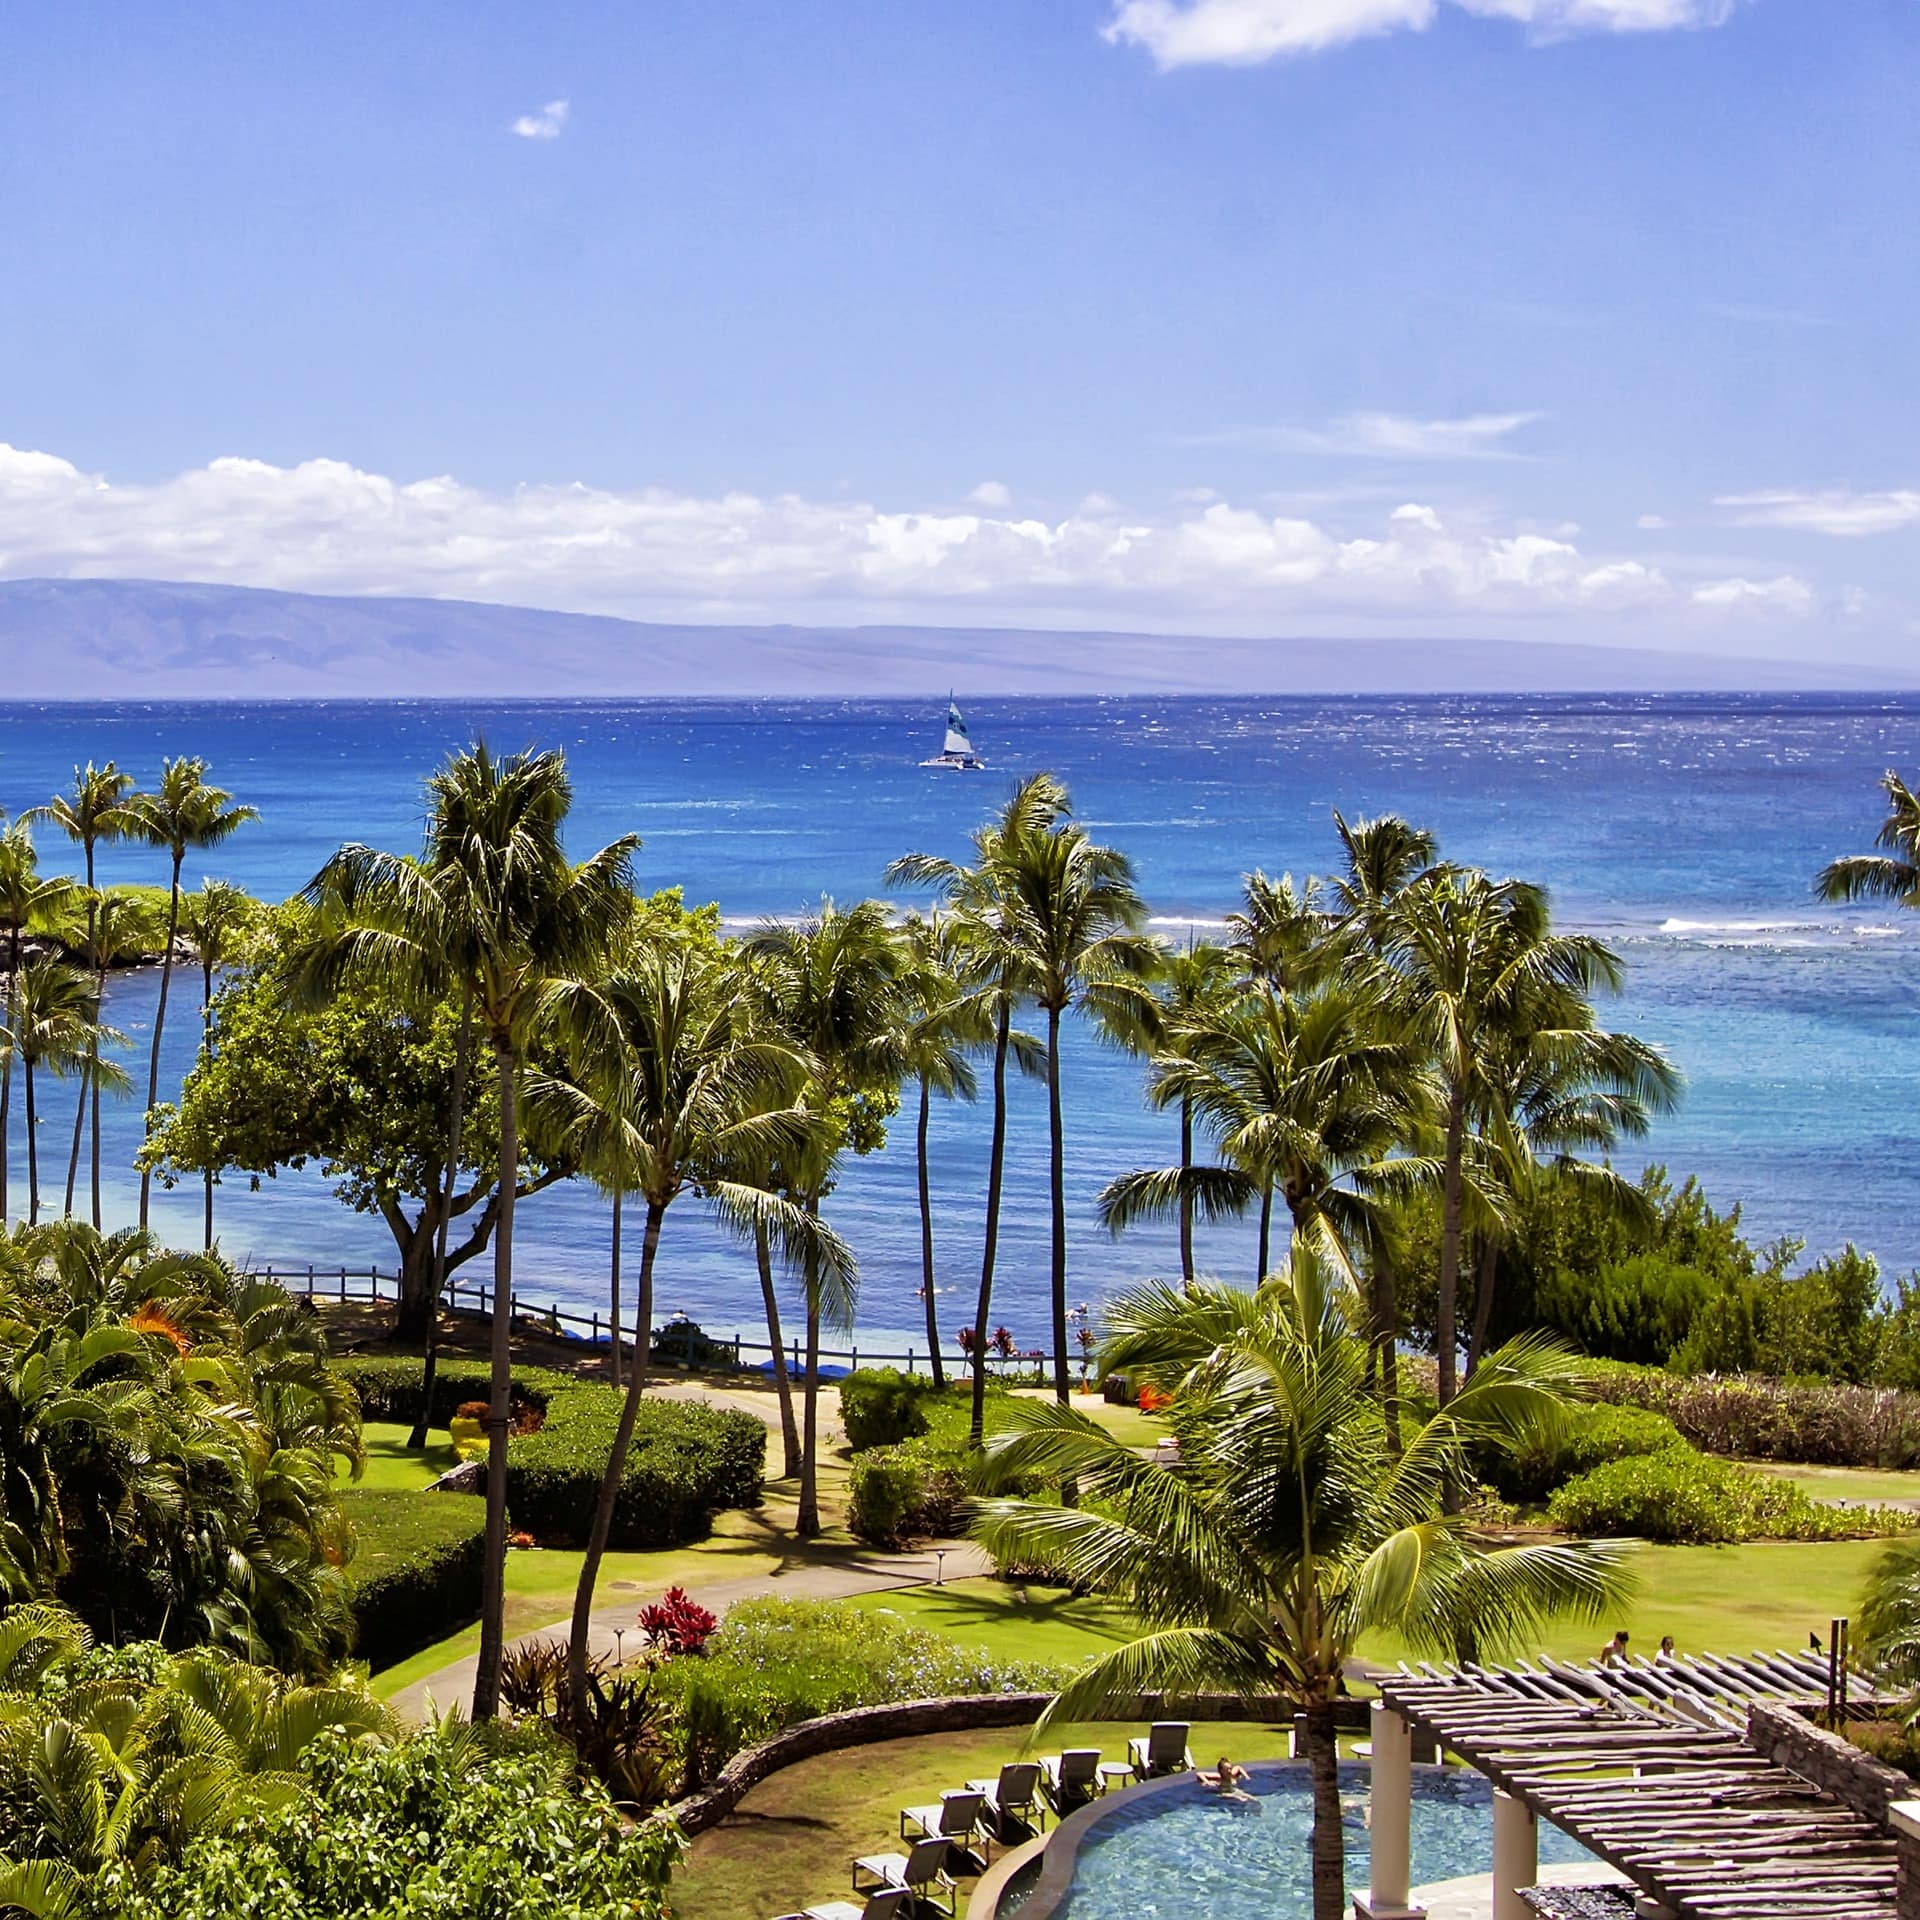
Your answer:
993,1763 -> 1594,1918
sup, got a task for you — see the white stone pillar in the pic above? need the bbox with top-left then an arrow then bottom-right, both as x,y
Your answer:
1355,1703 -> 1426,1920
1492,1789 -> 1538,1920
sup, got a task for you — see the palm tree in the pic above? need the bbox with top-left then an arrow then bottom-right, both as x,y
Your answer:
304,742 -> 637,1717
179,881 -> 264,1247
743,900 -> 906,1536
10,958 -> 94,1226
1326,810 -> 1442,949
899,914 -> 985,1384
972,1255 -> 1631,1920
126,761 -> 257,1229
1384,870 -> 1625,1405
1100,972 -> 1419,1285
1227,870 -> 1330,990
1819,770 -> 1920,909
29,764 -> 138,1223
535,940 -> 841,1707
0,827 -> 74,1226
889,774 -> 1064,1443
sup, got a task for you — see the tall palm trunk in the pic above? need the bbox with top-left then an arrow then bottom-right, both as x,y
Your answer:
1256,1178 -> 1273,1283
137,854 -> 184,1229
916,1076 -> 945,1387
410,985 -> 472,1450
608,1188 -> 624,1388
201,956 -> 216,1247
472,1036 -> 517,1722
1046,1004 -> 1070,1406
754,1219 -> 801,1479
85,842 -> 101,1230
1178,1094 -> 1194,1289
796,1192 -> 824,1538
569,1195 -> 665,1709
63,1061 -> 86,1217
1465,1233 -> 1499,1381
1437,1089 -> 1466,1406
24,1051 -> 39,1226
1,923 -> 19,1224
1375,1254 -> 1403,1459
970,999 -> 1011,1447
1304,1700 -> 1346,1920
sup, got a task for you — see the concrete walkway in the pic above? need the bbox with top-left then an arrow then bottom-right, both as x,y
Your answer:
388,1536 -> 995,1722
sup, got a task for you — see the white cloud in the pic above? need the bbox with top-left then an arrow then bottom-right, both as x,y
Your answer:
1195,410 -> 1540,459
1717,489 -> 1920,538
509,99 -> 570,140
1104,0 -> 1740,65
1636,513 -> 1670,531
968,480 -> 1012,508
0,440 -> 1813,636
1691,575 -> 1815,613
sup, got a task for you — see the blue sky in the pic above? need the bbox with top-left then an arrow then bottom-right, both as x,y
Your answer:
3,0 -> 1918,662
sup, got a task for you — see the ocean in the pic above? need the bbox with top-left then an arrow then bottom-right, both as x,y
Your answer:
2,694 -> 1916,1351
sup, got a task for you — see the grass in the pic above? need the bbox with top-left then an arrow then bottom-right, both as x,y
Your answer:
1748,1462 -> 1920,1506
340,1421 -> 459,1493
1007,1388 -> 1169,1448
844,1578 -> 1137,1669
671,1718 -> 1300,1920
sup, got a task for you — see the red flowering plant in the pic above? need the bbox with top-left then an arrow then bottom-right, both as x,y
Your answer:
638,1585 -> 718,1658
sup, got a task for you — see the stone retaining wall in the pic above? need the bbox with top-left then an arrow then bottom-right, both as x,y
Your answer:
1747,1701 -> 1910,1824
661,1689 -> 1324,1837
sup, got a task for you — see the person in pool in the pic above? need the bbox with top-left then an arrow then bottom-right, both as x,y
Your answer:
1197,1757 -> 1257,1806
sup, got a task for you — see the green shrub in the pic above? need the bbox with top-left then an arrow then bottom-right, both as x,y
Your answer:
1587,1362 -> 1920,1468
1535,1254 -> 1717,1367
848,1442 -> 969,1546
333,1357 -> 765,1548
115,1725 -> 681,1919
1547,1446 -> 1915,1544
1488,1403 -> 1684,1503
653,1596 -> 1063,1787
840,1367 -> 943,1451
341,1490 -> 486,1672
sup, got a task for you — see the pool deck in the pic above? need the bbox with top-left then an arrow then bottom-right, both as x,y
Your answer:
1411,1861 -> 1632,1920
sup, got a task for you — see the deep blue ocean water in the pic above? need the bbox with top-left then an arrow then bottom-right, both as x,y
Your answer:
2,694 -> 1916,1349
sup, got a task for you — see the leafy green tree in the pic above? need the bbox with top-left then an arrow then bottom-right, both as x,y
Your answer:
28,764 -> 139,1226
1384,870 -> 1625,1404
177,881 -> 265,1247
899,913 -> 986,1381
0,825 -> 75,1226
125,761 -> 257,1229
305,743 -> 636,1719
743,901 -> 902,1534
973,1255 -> 1629,1920
1819,769 -> 1920,910
143,906 -> 564,1323
533,939 -> 840,1707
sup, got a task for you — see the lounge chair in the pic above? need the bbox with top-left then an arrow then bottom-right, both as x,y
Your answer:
1128,1721 -> 1195,1780
897,1788 -> 988,1864
772,1888 -> 914,1920
851,1834 -> 957,1916
966,1761 -> 1044,1837
1038,1747 -> 1102,1815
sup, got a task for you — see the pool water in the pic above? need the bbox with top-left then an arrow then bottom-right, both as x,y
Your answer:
1002,1763 -> 1592,1917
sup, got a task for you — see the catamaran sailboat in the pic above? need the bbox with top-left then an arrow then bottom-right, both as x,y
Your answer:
920,696 -> 986,771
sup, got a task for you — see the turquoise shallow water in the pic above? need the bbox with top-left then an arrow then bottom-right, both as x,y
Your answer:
0,694 -> 1914,1343
1004,1763 -> 1591,1917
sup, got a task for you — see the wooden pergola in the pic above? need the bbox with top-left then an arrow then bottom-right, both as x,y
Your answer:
1357,1650 -> 1907,1920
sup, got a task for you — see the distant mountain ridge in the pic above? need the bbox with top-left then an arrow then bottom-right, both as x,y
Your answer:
0,578 -> 1908,697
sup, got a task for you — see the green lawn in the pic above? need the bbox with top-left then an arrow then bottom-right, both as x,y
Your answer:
340,1421 -> 459,1493
1007,1388 -> 1168,1448
845,1579 -> 1137,1669
672,1718 -> 1300,1920
1749,1462 -> 1920,1507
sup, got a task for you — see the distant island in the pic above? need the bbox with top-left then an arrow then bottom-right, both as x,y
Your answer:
0,577 -> 1909,699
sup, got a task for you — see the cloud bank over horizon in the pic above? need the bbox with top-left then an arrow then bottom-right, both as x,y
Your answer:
0,440 -> 1868,655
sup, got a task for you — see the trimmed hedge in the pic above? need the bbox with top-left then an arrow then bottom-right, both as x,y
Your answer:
840,1368 -> 944,1451
341,1490 -> 486,1671
1546,1446 -> 1917,1545
1587,1361 -> 1920,1468
1486,1403 -> 1684,1504
335,1357 -> 766,1549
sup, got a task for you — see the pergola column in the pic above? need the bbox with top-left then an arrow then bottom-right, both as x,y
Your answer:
1355,1702 -> 1426,1920
1492,1789 -> 1538,1920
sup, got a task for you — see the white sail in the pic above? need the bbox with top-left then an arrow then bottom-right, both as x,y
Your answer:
942,700 -> 973,757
